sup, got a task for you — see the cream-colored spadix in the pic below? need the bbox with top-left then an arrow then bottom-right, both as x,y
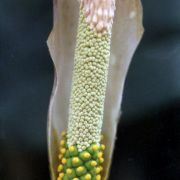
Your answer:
47,0 -> 144,179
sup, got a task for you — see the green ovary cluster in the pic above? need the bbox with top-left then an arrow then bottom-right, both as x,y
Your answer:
67,10 -> 111,151
57,132 -> 105,180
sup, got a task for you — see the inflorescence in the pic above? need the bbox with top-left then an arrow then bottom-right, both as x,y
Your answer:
57,1 -> 115,179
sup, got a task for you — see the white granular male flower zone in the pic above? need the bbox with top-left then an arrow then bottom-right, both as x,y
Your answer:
67,4 -> 114,151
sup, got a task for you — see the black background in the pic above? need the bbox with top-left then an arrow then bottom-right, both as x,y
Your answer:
0,0 -> 180,179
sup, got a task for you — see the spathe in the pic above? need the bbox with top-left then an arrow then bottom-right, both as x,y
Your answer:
47,0 -> 144,179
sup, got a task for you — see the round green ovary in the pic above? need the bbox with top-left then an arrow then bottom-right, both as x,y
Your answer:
57,133 -> 104,180
67,10 -> 111,152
